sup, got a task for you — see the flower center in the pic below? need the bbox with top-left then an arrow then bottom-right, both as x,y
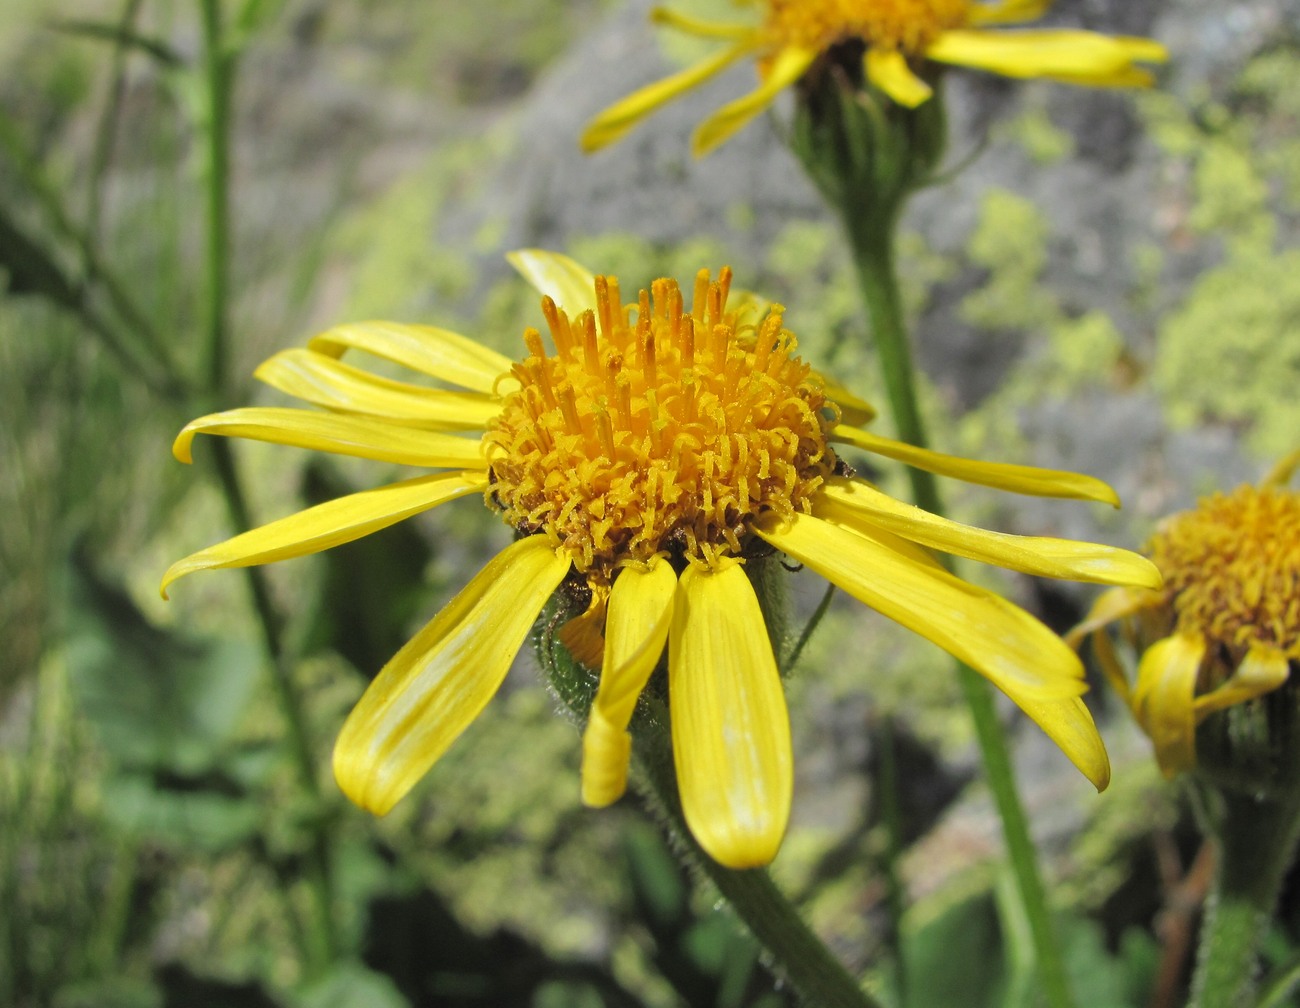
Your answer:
1149,485 -> 1300,658
486,269 -> 837,582
763,0 -> 970,55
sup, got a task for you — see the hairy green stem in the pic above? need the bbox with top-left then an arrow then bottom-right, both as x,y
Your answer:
844,215 -> 1077,1008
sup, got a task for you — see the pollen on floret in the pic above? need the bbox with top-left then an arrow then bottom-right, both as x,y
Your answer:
1148,484 -> 1300,659
763,0 -> 970,55
485,268 -> 838,583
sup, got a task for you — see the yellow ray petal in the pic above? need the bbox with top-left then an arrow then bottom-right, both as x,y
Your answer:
865,48 -> 933,108
1010,696 -> 1110,790
670,561 -> 791,868
307,321 -> 516,395
255,349 -> 500,431
692,45 -> 816,156
819,375 -> 876,427
333,536 -> 570,815
815,476 -> 1162,588
650,7 -> 752,40
581,559 -> 677,807
172,407 -> 487,469
581,41 -> 759,152
831,424 -> 1120,505
755,512 -> 1087,703
968,0 -> 1051,26
506,249 -> 598,317
1131,632 -> 1205,776
1193,643 -> 1291,720
162,471 -> 486,598
1264,449 -> 1300,487
1063,585 -> 1160,649
926,29 -> 1167,84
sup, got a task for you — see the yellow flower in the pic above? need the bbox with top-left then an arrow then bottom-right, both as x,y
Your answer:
164,251 -> 1159,868
1068,452 -> 1300,777
582,0 -> 1167,155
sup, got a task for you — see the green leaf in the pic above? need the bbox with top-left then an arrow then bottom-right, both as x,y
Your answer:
292,962 -> 408,1008
100,772 -> 262,852
902,889 -> 1005,1008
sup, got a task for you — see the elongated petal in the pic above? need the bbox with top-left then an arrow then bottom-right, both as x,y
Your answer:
693,45 -> 815,156
1193,643 -> 1290,719
819,375 -> 876,427
670,562 -> 791,868
1131,632 -> 1205,776
816,477 -> 1162,588
307,321 -> 515,395
832,424 -> 1120,506
581,560 -> 677,807
865,48 -> 932,107
255,349 -> 500,431
581,41 -> 758,152
755,513 -> 1086,702
173,407 -> 487,469
506,249 -> 598,316
1010,696 -> 1110,790
650,7 -> 752,40
926,29 -> 1167,83
162,471 -> 486,597
333,536 -> 570,814
1063,585 -> 1160,649
1264,449 -> 1300,487
968,0 -> 1051,26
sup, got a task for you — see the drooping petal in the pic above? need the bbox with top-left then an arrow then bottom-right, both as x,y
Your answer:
926,29 -> 1167,85
755,513 -> 1087,703
968,0 -> 1051,26
692,45 -> 816,156
1009,696 -> 1110,791
650,7 -> 753,40
506,249 -> 598,316
255,349 -> 500,431
1063,585 -> 1160,649
162,471 -> 487,598
1264,449 -> 1300,487
670,561 -> 792,869
815,477 -> 1162,588
865,48 -> 932,107
819,375 -> 876,427
581,41 -> 759,152
1131,632 -> 1206,776
333,536 -> 571,815
581,559 -> 677,807
307,321 -> 516,395
172,407 -> 488,469
831,424 -> 1121,506
1193,643 -> 1291,720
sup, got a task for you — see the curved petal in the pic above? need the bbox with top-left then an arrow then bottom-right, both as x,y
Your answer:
1063,585 -> 1160,649
1193,643 -> 1291,720
968,0 -> 1051,26
831,424 -> 1120,506
1011,696 -> 1110,791
692,45 -> 816,156
818,374 -> 876,427
333,536 -> 571,815
581,41 -> 759,152
926,29 -> 1167,84
815,477 -> 1162,588
162,471 -> 486,597
581,559 -> 677,807
755,512 -> 1087,703
865,48 -> 932,107
172,407 -> 487,469
255,349 -> 500,431
650,7 -> 752,40
506,249 -> 598,317
1264,449 -> 1300,488
1131,632 -> 1205,776
670,561 -> 791,868
307,321 -> 516,395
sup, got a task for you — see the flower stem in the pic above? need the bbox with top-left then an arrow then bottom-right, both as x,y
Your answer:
844,215 -> 1077,1008
1189,789 -> 1300,1008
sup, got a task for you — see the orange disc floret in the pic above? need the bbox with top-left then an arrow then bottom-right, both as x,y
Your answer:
485,268 -> 838,582
763,0 -> 971,55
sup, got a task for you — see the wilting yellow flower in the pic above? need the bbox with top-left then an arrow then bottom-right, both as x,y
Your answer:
582,0 -> 1167,155
164,251 -> 1159,868
1069,453 -> 1300,777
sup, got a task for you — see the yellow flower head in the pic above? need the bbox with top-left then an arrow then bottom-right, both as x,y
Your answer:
582,0 -> 1167,156
1069,452 -> 1300,777
164,251 -> 1160,868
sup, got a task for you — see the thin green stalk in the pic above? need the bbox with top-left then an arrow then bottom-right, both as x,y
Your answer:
785,581 -> 836,671
198,0 -> 232,393
876,716 -> 908,1002
1189,790 -> 1300,1008
845,215 -> 1076,1008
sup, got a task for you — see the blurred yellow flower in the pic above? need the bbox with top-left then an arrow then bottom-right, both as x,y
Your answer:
164,251 -> 1159,868
582,0 -> 1167,155
1069,452 -> 1300,777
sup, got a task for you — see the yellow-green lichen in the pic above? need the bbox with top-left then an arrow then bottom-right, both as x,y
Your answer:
959,189 -> 1057,332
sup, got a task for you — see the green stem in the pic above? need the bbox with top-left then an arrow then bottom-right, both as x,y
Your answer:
1189,790 -> 1300,1008
636,719 -> 883,1008
199,0 -> 232,393
844,215 -> 1076,1008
